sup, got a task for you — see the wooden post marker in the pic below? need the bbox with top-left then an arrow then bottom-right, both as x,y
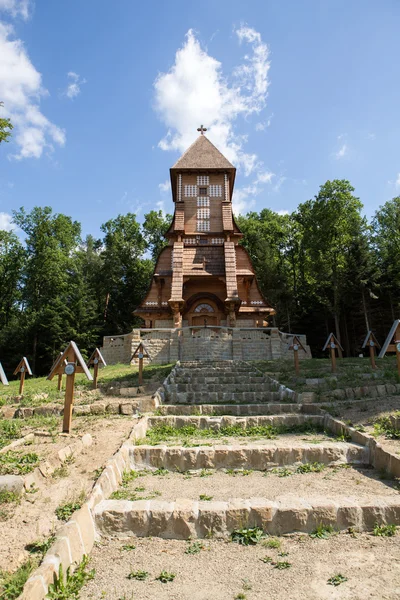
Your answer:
131,342 -> 150,386
362,331 -> 381,370
13,357 -> 32,395
323,333 -> 343,373
47,341 -> 92,434
288,335 -> 306,376
379,320 -> 400,376
0,362 -> 9,386
87,348 -> 107,389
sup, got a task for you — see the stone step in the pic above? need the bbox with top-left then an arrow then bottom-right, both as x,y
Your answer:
155,403 -> 303,416
94,493 -> 399,538
165,390 -> 295,404
130,440 -> 368,471
172,376 -> 272,385
167,383 -> 277,393
147,413 -> 324,431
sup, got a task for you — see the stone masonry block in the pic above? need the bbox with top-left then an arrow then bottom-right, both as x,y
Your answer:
71,503 -> 95,555
226,499 -> 251,531
197,501 -> 228,538
148,501 -> 174,537
56,522 -> 85,565
336,498 -> 363,530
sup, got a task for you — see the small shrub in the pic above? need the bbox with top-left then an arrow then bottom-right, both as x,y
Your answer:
185,541 -> 204,554
327,573 -> 348,586
120,544 -> 136,551
296,462 -> 325,474
55,501 -> 82,521
310,524 -> 336,539
260,556 -> 273,563
373,523 -> 397,537
26,535 -> 55,557
0,560 -> 34,600
231,527 -> 264,546
263,538 -> 280,549
0,490 -> 20,504
47,555 -> 95,599
127,570 -> 148,581
274,561 -> 291,569
199,494 -> 213,501
156,570 -> 175,583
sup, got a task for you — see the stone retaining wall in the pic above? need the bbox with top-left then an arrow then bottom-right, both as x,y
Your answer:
100,327 -> 312,365
94,495 -> 400,539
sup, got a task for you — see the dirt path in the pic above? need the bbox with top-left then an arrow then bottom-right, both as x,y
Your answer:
0,415 -> 134,571
81,533 -> 400,600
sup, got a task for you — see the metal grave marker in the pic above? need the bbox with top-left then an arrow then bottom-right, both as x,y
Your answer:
13,357 -> 32,395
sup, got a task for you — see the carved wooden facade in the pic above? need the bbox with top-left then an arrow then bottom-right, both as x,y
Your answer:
135,134 -> 274,328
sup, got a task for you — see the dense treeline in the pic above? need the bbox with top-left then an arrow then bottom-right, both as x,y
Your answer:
0,179 -> 399,374
0,208 -> 171,375
237,180 -> 400,355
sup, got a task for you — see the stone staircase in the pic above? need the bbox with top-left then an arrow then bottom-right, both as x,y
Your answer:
164,361 -> 296,404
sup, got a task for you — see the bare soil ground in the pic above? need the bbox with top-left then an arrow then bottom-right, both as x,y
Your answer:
0,414 -> 134,571
80,533 -> 400,600
115,465 -> 399,502
140,432 -> 334,446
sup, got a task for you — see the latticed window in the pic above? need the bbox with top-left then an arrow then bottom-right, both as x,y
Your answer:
184,185 -> 197,197
209,185 -> 222,197
197,208 -> 210,219
197,176 -> 209,185
194,303 -> 214,313
198,187 -> 207,196
211,238 -> 224,244
197,197 -> 210,207
196,220 -> 210,232
184,238 -> 197,245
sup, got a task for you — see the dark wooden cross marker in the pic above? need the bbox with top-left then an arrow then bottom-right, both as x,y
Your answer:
197,125 -> 207,135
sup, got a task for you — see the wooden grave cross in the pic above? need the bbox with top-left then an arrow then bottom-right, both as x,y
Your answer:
0,362 -> 9,386
322,333 -> 344,374
288,335 -> 306,376
131,342 -> 150,386
13,357 -> 32,395
378,320 -> 400,376
49,352 -> 67,392
362,330 -> 381,370
47,341 -> 92,434
87,348 -> 107,389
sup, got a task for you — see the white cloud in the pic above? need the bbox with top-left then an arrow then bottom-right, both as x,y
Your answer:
256,170 -> 274,184
0,23 -> 65,159
153,26 -> 270,176
273,175 -> 286,192
158,179 -> 171,194
156,199 -> 166,215
0,212 -> 15,231
335,143 -> 347,159
395,173 -> 400,189
277,209 -> 289,216
0,0 -> 30,20
65,71 -> 86,99
232,184 -> 261,215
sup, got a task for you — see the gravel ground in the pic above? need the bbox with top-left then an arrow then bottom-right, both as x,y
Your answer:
142,432 -> 333,447
0,415 -> 134,571
80,533 -> 400,600
116,466 -> 399,503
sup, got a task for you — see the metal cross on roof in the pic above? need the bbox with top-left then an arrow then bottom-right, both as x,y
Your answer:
197,124 -> 207,135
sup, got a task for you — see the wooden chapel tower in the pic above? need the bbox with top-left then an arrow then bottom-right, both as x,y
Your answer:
135,127 -> 274,328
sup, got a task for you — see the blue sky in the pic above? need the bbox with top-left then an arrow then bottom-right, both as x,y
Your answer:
0,0 -> 399,238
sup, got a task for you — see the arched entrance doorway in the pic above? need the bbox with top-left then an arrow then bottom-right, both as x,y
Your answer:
183,294 -> 225,326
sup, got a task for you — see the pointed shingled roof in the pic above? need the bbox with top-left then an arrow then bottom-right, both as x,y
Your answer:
171,135 -> 235,170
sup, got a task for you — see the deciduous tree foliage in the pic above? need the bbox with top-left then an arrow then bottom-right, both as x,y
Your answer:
0,182 -> 398,373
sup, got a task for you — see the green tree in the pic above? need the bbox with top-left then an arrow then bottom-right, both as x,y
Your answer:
12,206 -> 82,372
0,102 -> 13,143
296,180 -> 366,348
142,210 -> 172,260
100,214 -> 153,334
0,230 -> 24,327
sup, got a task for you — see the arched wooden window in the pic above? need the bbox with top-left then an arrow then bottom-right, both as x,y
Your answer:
194,303 -> 214,313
